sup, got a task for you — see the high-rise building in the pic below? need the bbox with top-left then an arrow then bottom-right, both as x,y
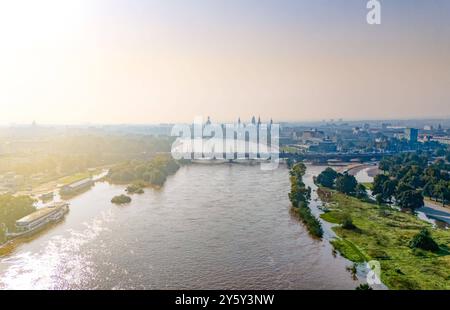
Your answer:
405,128 -> 418,143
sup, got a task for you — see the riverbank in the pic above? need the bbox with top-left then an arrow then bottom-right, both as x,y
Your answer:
345,163 -> 380,178
419,199 -> 450,226
14,167 -> 109,198
288,163 -> 323,238
318,187 -> 450,290
0,169 -> 109,248
0,164 -> 362,290
425,197 -> 449,209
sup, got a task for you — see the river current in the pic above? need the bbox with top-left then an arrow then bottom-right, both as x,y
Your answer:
0,164 -> 364,289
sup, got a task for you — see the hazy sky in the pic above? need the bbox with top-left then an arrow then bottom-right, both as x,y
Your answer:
0,0 -> 449,124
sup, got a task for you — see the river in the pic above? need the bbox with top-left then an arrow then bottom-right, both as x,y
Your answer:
0,164 -> 365,290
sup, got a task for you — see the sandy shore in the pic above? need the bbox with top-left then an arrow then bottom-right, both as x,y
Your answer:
424,198 -> 449,209
333,163 -> 363,174
366,166 -> 380,177
419,199 -> 450,225
333,163 -> 379,176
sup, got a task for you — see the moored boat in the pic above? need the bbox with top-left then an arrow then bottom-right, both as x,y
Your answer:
7,202 -> 70,238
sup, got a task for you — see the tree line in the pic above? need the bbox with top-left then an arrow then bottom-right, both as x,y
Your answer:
288,163 -> 323,238
108,155 -> 180,186
0,132 -> 174,181
0,195 -> 35,243
375,152 -> 450,208
0,132 -> 175,194
316,168 -> 368,200
316,150 -> 450,210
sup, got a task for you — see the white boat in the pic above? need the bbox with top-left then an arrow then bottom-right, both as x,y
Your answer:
7,202 -> 69,238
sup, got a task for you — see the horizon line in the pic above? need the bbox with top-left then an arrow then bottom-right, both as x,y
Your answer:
1,116 -> 450,128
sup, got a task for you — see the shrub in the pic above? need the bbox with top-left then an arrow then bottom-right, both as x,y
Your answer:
126,183 -> 145,194
396,190 -> 424,210
341,214 -> 357,230
111,194 -> 132,205
409,229 -> 439,252
355,284 -> 373,290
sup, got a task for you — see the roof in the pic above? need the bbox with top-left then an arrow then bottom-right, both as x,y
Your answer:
16,202 -> 68,225
66,178 -> 92,188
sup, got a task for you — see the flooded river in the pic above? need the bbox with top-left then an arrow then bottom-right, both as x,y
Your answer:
0,164 -> 364,289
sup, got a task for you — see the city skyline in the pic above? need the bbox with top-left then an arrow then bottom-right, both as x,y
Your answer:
1,0 -> 450,124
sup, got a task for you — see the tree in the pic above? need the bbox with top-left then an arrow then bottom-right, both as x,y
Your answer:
433,180 -> 450,206
446,152 -> 450,163
376,194 -> 384,205
381,180 -> 397,203
434,159 -> 446,170
290,163 -> 307,178
288,180 -> 311,207
409,228 -> 439,252
423,166 -> 441,183
355,183 -> 368,200
289,163 -> 311,207
289,163 -> 322,238
401,166 -> 424,188
422,181 -> 435,200
108,155 -> 180,186
374,152 -> 450,209
126,183 -> 145,194
434,148 -> 446,157
372,174 -> 389,196
297,204 -> 323,238
316,167 -> 338,188
396,190 -> 424,210
378,158 -> 392,173
335,173 -> 357,195
0,194 -> 36,242
396,181 -> 414,192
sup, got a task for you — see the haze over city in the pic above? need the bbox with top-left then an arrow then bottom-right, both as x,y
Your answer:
2,0 -> 450,299
1,0 -> 449,125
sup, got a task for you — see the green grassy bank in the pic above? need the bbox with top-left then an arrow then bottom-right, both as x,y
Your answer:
318,188 -> 450,290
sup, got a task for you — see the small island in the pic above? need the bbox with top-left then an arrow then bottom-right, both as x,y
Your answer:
111,194 -> 132,205
126,183 -> 145,194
